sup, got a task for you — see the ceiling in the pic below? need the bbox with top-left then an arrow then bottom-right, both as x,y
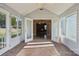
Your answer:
5,3 -> 75,16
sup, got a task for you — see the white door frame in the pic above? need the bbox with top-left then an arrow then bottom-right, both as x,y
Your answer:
25,18 -> 33,42
32,19 -> 53,41
24,18 -> 53,42
51,19 -> 53,41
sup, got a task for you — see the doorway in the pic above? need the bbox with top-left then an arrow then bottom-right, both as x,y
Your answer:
36,23 -> 47,38
33,20 -> 51,40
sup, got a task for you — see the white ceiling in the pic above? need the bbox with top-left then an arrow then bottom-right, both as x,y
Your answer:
5,3 -> 74,16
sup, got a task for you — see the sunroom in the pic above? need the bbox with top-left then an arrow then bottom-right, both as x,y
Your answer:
0,3 -> 79,56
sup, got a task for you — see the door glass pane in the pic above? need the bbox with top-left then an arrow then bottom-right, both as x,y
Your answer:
0,12 -> 6,49
27,20 -> 32,39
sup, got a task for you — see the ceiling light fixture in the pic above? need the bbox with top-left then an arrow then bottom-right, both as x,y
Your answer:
40,8 -> 44,10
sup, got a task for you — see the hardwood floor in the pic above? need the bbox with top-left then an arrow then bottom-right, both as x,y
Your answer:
17,40 -> 59,56
1,41 -> 25,56
1,39 -> 78,56
17,47 -> 60,56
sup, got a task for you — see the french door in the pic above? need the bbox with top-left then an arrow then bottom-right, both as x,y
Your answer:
25,19 -> 33,42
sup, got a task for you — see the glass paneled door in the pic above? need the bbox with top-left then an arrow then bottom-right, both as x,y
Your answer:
26,19 -> 33,42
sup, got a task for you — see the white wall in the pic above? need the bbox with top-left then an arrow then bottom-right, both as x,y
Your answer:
0,7 -> 10,55
0,6 -> 24,55
60,4 -> 79,55
26,8 -> 59,42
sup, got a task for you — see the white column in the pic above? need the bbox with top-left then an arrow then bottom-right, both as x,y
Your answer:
32,20 -> 33,40
58,19 -> 62,43
6,13 -> 11,47
51,19 -> 53,41
19,17 -> 23,41
77,8 -> 79,48
24,18 -> 27,42
22,17 -> 25,41
16,17 -> 19,36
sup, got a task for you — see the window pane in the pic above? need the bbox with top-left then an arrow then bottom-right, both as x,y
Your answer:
66,14 -> 77,42
18,21 -> 22,36
61,17 -> 66,35
11,17 -> 17,38
0,13 -> 6,49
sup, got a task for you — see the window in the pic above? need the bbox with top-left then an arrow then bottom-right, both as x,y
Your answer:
18,20 -> 22,36
61,17 -> 66,35
0,12 -> 6,49
53,22 -> 58,38
66,14 -> 77,42
11,16 -> 17,38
